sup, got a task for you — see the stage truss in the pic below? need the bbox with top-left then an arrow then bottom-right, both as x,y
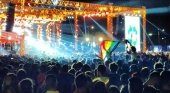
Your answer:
0,0 -> 146,55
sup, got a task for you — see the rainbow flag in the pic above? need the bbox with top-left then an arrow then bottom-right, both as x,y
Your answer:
99,40 -> 120,60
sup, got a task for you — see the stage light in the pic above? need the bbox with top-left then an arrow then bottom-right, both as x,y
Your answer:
13,27 -> 24,35
85,37 -> 90,42
8,36 -> 11,40
101,12 -> 105,16
52,0 -> 59,5
98,37 -> 103,42
92,42 -> 96,47
162,29 -> 165,32
148,33 -> 152,36
74,35 -> 78,39
106,12 -> 109,15
91,14 -> 95,16
137,11 -> 141,13
90,25 -> 94,30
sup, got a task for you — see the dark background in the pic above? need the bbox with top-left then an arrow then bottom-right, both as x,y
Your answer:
69,0 -> 170,45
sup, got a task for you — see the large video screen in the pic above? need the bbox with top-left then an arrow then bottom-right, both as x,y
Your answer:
125,16 -> 141,52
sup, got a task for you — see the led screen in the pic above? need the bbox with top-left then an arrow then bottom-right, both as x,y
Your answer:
125,16 -> 141,52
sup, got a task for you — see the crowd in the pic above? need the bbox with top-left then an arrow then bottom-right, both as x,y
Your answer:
0,51 -> 170,93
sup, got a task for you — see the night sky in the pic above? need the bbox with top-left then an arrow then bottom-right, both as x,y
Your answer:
147,13 -> 170,45
70,0 -> 170,45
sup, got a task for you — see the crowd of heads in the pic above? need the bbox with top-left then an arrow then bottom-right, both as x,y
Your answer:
0,52 -> 170,93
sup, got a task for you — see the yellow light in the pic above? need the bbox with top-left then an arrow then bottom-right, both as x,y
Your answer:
99,37 -> 103,42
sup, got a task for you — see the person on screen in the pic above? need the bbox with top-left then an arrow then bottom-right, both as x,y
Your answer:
124,40 -> 137,61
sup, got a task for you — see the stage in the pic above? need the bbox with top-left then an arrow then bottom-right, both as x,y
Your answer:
0,0 -> 146,58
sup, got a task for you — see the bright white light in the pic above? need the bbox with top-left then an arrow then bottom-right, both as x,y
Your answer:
68,16 -> 74,19
148,33 -> 153,36
8,36 -> 11,40
162,29 -> 165,32
74,35 -> 78,39
85,37 -> 90,42
13,27 -> 24,35
91,25 -> 94,29
92,42 -> 96,47
52,0 -> 59,5
98,37 -> 103,42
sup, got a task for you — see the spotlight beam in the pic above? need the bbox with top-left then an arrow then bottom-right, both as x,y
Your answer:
146,19 -> 169,35
140,23 -> 154,46
89,17 -> 118,40
147,7 -> 170,14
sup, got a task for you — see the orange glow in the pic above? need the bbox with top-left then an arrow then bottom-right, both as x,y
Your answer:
0,0 -> 147,53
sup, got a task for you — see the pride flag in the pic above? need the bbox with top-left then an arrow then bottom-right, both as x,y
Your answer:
99,40 -> 120,60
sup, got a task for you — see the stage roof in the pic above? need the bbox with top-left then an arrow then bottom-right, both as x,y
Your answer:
71,0 -> 170,9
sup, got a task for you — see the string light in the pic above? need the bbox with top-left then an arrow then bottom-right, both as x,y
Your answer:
0,0 -> 146,52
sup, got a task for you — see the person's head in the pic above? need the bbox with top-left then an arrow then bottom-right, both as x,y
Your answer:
129,64 -> 138,73
128,77 -> 143,93
76,62 -> 83,71
148,71 -> 160,83
17,69 -> 27,81
0,67 -> 9,79
160,71 -> 170,93
109,62 -> 119,73
45,74 -> 58,90
23,63 -> 31,72
68,68 -> 76,75
131,46 -> 136,53
74,73 -> 89,89
92,81 -> 107,93
120,85 -> 128,93
140,67 -> 150,81
75,73 -> 92,93
3,73 -> 17,86
50,66 -> 60,75
108,85 -> 120,93
31,63 -> 38,71
144,71 -> 160,89
120,73 -> 129,85
143,86 -> 159,93
97,65 -> 106,76
2,73 -> 17,93
85,71 -> 94,79
154,62 -> 163,70
81,64 -> 91,72
61,64 -> 68,73
40,64 -> 47,73
18,78 -> 34,93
